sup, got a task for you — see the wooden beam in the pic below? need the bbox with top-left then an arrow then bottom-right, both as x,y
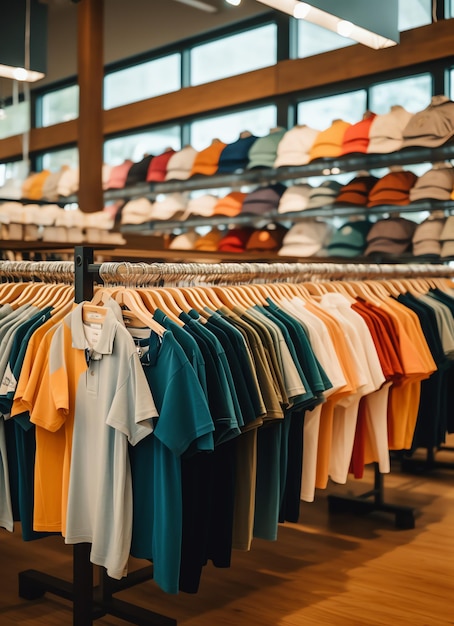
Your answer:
276,20 -> 454,94
0,20 -> 453,164
103,66 -> 277,135
77,0 -> 104,213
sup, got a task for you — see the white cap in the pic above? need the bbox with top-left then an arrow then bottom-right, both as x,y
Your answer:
181,194 -> 218,219
278,184 -> 313,214
121,197 -> 153,225
149,193 -> 188,220
274,125 -> 320,168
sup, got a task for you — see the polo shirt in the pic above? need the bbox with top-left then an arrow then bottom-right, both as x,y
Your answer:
0,307 -> 53,541
217,307 -> 283,420
152,308 -> 208,396
31,303 -> 157,580
278,297 -> 347,503
128,328 -> 214,594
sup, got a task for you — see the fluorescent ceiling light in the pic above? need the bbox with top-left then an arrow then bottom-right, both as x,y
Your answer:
226,0 -> 242,5
0,64 -> 44,83
172,0 -> 218,12
256,0 -> 399,49
0,0 -> 48,82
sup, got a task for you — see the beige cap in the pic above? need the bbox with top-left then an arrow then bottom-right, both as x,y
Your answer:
278,184 -> 313,214
412,217 -> 446,257
165,146 -> 198,181
168,230 -> 199,250
409,166 -> 454,202
181,194 -> 218,219
121,197 -> 154,224
278,219 -> 334,257
274,125 -> 320,168
367,105 -> 414,154
402,95 -> 454,149
149,193 -> 188,220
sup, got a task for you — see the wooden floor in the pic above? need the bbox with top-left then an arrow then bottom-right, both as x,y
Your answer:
1,450 -> 454,626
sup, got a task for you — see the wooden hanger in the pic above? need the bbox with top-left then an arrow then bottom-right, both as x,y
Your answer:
105,287 -> 165,336
137,287 -> 183,325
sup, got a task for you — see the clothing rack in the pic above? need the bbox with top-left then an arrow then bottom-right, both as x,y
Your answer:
7,249 -> 454,625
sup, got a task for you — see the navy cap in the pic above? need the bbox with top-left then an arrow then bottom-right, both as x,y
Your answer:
217,134 -> 258,174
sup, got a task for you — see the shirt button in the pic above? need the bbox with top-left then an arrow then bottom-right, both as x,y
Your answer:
91,371 -> 95,376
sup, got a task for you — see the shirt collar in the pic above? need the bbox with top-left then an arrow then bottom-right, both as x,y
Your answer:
71,302 -> 118,358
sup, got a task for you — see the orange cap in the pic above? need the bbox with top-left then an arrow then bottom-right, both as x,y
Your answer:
309,119 -> 351,161
367,171 -> 418,207
341,113 -> 376,155
190,139 -> 227,177
213,192 -> 247,217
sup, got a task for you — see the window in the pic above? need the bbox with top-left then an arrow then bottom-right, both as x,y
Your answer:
0,161 -> 28,187
41,147 -> 79,172
190,105 -> 277,151
398,0 -> 432,31
104,126 -> 181,165
370,74 -> 432,114
38,84 -> 79,127
297,0 -> 431,59
0,100 -> 30,140
297,90 -> 367,129
297,21 -> 354,59
450,68 -> 454,99
190,24 -> 277,86
451,0 -> 454,17
104,54 -> 181,110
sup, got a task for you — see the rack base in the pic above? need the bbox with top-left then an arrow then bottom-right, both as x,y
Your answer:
401,446 -> 454,474
327,464 -> 416,530
18,544 -> 176,626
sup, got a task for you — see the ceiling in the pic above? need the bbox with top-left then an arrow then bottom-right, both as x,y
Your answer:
38,0 -> 266,87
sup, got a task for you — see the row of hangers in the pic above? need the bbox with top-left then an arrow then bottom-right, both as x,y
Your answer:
86,263 -> 454,333
0,260 -> 453,334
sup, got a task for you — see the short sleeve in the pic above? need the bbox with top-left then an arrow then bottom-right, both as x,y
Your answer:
106,351 -> 157,446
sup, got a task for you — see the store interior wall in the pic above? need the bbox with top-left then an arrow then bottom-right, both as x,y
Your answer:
42,0 -> 266,88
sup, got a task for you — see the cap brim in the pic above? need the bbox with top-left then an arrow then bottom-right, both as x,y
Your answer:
327,245 -> 364,257
441,241 -> 454,258
365,240 -> 411,256
413,240 -> 442,257
409,189 -> 452,202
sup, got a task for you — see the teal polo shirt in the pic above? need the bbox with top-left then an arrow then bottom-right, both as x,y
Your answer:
129,329 -> 214,595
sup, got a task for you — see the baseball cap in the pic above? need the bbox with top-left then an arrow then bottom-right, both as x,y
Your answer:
401,95 -> 454,149
440,216 -> 454,258
125,155 -> 154,186
247,128 -> 286,169
327,220 -> 373,257
241,183 -> 287,216
180,194 -> 218,219
341,112 -> 376,155
194,228 -> 224,251
409,166 -> 454,202
217,133 -> 258,173
278,184 -> 313,214
165,145 -> 198,181
364,217 -> 417,256
274,125 -> 320,167
309,119 -> 351,161
146,149 -> 176,182
121,197 -> 153,225
306,180 -> 342,209
0,177 -> 25,200
278,219 -> 334,257
412,216 -> 446,257
213,192 -> 247,217
190,139 -> 227,177
169,230 -> 199,251
335,175 -> 379,206
246,223 -> 288,251
367,105 -> 414,154
367,170 -> 418,207
107,160 -> 133,190
148,193 -> 188,221
57,167 -> 79,197
218,227 -> 255,252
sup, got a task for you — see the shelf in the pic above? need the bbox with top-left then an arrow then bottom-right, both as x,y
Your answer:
120,199 -> 454,235
57,144 -> 454,205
